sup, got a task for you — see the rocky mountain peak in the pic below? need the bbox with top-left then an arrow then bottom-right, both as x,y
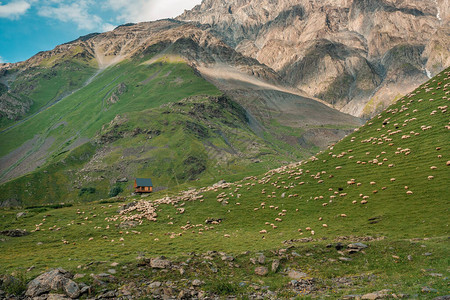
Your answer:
178,0 -> 449,117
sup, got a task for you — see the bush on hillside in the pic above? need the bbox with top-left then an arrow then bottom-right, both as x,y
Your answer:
108,185 -> 123,197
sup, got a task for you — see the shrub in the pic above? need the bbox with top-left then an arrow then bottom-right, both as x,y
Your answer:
78,187 -> 96,196
108,185 -> 123,197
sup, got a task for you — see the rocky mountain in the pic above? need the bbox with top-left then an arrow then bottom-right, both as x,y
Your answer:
0,20 -> 360,204
178,0 -> 450,117
3,0 -> 447,201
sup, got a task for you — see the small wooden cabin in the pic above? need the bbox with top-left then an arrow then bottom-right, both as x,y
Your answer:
134,178 -> 153,193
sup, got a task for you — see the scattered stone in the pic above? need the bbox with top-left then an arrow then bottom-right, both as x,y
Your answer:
407,255 -> 413,261
16,212 -> 27,218
97,290 -> 117,298
257,254 -> 266,264
424,252 -> 433,256
110,262 -> 119,267
149,281 -> 162,289
150,257 -> 172,269
254,266 -> 268,276
116,177 -> 128,183
288,270 -> 308,280
192,279 -> 203,287
107,269 -> 116,274
343,295 -> 363,299
339,257 -> 353,262
221,255 -> 234,261
348,243 -> 368,249
422,286 -> 438,293
271,259 -> 280,272
362,289 -> 391,299
73,274 -> 85,280
47,294 -> 70,300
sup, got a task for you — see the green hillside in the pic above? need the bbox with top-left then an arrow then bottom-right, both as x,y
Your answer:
0,52 -> 315,206
0,48 -> 97,131
0,68 -> 448,298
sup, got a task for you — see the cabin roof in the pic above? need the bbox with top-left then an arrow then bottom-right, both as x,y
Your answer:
135,178 -> 153,187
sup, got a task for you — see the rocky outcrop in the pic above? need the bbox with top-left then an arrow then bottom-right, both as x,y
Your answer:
26,268 -> 81,299
178,0 -> 449,117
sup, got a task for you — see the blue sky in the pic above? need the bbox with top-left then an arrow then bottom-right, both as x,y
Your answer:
0,0 -> 202,63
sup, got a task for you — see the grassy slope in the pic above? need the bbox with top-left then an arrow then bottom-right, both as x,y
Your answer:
0,56 -> 220,157
0,54 -> 309,206
0,51 -> 97,131
0,70 -> 448,297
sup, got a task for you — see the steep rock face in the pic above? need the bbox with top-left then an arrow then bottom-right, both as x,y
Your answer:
178,0 -> 449,117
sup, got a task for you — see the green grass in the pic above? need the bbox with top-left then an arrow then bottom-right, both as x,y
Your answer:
0,59 -> 97,131
0,94 -> 295,206
0,55 -> 221,157
0,68 -> 448,298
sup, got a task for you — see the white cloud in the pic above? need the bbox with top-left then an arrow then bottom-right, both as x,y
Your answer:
0,55 -> 5,63
38,0 -> 107,31
106,0 -> 202,23
0,0 -> 31,19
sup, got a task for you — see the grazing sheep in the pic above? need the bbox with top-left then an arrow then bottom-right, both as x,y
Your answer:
361,200 -> 368,204
406,191 -> 413,195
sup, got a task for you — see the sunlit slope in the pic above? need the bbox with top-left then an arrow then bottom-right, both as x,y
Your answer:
0,69 -> 448,299
0,46 -> 98,131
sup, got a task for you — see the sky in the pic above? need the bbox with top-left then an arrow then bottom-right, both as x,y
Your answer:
0,0 -> 203,63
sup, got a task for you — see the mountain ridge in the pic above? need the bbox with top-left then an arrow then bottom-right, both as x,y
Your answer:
178,0 -> 450,117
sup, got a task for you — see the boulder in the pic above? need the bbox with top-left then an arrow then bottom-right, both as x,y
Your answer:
26,268 -> 80,299
347,243 -> 368,250
192,279 -> 203,287
271,259 -> 280,272
116,177 -> 128,183
254,266 -> 268,276
288,270 -> 308,280
150,257 -> 172,269
16,212 -> 27,218
257,254 -> 266,264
